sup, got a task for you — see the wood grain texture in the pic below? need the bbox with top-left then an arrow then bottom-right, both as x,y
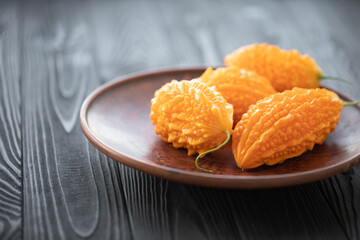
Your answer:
15,0 -> 360,240
21,2 -> 131,239
0,2 -> 22,239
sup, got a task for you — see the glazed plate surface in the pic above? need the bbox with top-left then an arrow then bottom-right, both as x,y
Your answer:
80,68 -> 360,188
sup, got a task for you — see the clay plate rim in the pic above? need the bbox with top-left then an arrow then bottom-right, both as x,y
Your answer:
79,67 -> 360,189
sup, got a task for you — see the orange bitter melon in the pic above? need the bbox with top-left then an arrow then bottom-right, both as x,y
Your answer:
224,43 -> 324,92
232,87 -> 344,169
198,67 -> 276,124
150,80 -> 233,171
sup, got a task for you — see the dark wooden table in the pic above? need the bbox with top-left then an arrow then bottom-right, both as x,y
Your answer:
1,0 -> 360,239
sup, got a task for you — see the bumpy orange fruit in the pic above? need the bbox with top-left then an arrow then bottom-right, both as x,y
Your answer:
198,67 -> 276,124
224,43 -> 323,92
232,88 -> 343,169
150,80 -> 233,156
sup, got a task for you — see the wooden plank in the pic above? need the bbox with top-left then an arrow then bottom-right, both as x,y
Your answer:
153,1 -> 355,238
89,2 -> 181,239
21,0 -> 360,239
21,2 -> 131,239
214,2 -> 360,238
283,1 -> 360,239
89,0 -> 355,239
0,2 -> 22,239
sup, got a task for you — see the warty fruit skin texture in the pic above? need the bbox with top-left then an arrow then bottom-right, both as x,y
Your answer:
232,87 -> 343,169
198,67 -> 276,124
150,80 -> 233,156
224,43 -> 323,92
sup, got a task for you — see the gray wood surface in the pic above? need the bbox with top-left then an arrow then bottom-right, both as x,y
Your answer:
0,0 -> 359,239
0,2 -> 21,239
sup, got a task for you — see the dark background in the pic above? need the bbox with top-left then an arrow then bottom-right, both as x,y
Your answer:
1,0 -> 360,239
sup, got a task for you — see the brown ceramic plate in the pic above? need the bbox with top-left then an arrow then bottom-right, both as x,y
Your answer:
80,67 -> 360,189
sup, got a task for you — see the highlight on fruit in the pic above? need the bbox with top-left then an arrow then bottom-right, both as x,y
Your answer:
149,80 -> 233,172
198,67 -> 276,125
232,88 -> 344,169
224,43 -> 351,91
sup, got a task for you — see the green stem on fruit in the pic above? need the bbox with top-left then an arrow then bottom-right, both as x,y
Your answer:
319,75 -> 352,84
343,100 -> 360,106
195,129 -> 231,173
